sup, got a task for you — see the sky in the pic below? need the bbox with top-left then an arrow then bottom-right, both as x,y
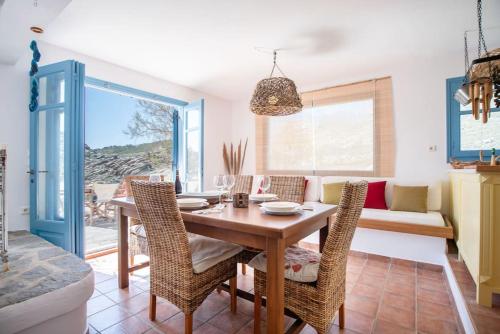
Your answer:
85,86 -> 154,149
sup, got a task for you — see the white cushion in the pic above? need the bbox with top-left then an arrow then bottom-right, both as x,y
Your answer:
361,208 -> 445,227
130,224 -> 146,237
248,246 -> 321,283
320,176 -> 442,211
190,235 -> 243,273
130,226 -> 242,273
304,176 -> 321,202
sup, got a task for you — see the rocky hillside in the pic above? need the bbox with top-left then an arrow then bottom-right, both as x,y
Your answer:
85,141 -> 172,184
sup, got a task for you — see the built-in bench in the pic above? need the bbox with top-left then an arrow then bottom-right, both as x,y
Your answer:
252,175 -> 452,265
0,231 -> 94,334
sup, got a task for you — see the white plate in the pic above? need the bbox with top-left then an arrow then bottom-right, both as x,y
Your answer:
177,198 -> 208,205
180,191 -> 226,199
260,207 -> 302,216
179,203 -> 209,210
249,193 -> 278,202
261,201 -> 301,212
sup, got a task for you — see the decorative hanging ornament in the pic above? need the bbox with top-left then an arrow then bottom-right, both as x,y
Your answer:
454,0 -> 500,124
29,40 -> 41,112
250,50 -> 302,116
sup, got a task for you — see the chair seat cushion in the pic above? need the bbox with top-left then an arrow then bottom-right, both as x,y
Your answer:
130,224 -> 146,237
248,246 -> 321,283
189,235 -> 243,274
130,225 -> 242,273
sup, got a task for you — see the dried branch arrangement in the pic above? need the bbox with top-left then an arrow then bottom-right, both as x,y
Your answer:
223,139 -> 248,175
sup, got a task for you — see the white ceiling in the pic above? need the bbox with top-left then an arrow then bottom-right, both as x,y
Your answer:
8,0 -> 500,100
0,0 -> 71,65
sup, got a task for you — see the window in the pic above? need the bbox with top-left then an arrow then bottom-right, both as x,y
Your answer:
256,77 -> 394,176
446,77 -> 500,161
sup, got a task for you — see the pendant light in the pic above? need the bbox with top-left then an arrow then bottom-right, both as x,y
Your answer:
250,50 -> 302,116
454,0 -> 500,124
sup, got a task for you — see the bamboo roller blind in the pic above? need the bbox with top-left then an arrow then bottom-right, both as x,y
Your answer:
256,76 -> 394,177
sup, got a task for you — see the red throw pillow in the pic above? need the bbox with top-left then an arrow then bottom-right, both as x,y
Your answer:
364,181 -> 388,209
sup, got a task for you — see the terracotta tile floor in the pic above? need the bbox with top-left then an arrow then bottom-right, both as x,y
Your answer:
448,253 -> 500,334
86,250 -> 464,333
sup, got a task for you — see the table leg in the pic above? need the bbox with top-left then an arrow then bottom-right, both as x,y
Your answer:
118,207 -> 129,289
319,216 -> 331,252
266,237 -> 285,333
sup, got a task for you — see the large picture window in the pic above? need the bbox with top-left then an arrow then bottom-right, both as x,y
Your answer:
446,76 -> 500,161
256,77 -> 394,176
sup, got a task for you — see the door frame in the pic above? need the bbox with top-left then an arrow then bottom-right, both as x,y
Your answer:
29,60 -> 85,257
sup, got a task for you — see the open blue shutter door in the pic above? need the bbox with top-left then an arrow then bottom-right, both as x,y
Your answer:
182,99 -> 204,192
30,60 -> 85,257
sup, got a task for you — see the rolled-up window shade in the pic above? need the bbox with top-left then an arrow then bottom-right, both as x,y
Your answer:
256,77 -> 394,177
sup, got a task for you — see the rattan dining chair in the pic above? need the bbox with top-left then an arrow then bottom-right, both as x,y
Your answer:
230,174 -> 254,197
131,181 -> 242,333
121,175 -> 153,266
269,175 -> 306,203
238,176 -> 307,276
250,181 -> 368,334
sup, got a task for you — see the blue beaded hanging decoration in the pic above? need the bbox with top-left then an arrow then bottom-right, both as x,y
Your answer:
29,40 -> 41,112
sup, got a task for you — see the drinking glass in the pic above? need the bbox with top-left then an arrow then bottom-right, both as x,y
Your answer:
260,176 -> 271,194
223,175 -> 236,201
149,174 -> 161,182
213,175 -> 225,207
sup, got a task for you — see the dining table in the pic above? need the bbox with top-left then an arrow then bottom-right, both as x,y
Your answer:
110,197 -> 337,334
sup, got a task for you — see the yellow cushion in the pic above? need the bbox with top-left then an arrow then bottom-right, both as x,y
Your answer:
390,185 -> 428,213
322,182 -> 345,205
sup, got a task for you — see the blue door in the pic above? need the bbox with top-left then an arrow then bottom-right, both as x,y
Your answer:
182,99 -> 204,192
30,60 -> 85,257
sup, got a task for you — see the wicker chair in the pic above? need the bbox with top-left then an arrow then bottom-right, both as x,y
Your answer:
120,175 -> 160,266
251,181 -> 368,334
230,175 -> 254,196
238,176 -> 307,276
269,175 -> 306,203
131,181 -> 242,333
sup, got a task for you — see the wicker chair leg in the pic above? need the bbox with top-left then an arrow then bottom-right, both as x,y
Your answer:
185,313 -> 193,334
339,303 -> 345,328
254,292 -> 261,334
230,276 -> 237,313
216,286 -> 222,294
242,263 -> 247,275
149,294 -> 156,321
130,255 -> 134,267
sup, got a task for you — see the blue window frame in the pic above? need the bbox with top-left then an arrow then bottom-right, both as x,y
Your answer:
85,77 -> 204,190
446,76 -> 500,161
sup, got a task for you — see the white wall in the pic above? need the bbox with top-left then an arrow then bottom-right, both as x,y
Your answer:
231,51 -> 464,214
0,64 -> 30,232
1,41 -> 233,231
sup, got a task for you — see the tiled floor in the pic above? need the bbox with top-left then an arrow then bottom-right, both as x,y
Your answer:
86,250 -> 464,333
448,253 -> 500,334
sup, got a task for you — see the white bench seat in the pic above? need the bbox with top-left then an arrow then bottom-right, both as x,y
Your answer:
361,208 -> 445,227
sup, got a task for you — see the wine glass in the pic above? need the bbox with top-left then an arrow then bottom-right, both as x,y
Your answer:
223,175 -> 236,201
149,174 -> 161,182
260,176 -> 271,194
213,175 -> 225,208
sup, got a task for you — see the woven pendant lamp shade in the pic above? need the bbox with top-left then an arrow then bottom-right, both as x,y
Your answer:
250,77 -> 303,116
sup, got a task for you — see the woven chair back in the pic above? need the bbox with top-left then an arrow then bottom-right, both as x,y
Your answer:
230,175 -> 253,196
317,181 -> 368,292
130,181 -> 193,278
269,176 -> 306,203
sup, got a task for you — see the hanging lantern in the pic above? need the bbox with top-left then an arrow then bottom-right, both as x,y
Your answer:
250,50 -> 302,116
455,0 -> 500,123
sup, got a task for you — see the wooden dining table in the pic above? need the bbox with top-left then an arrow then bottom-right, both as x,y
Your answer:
110,197 -> 337,334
